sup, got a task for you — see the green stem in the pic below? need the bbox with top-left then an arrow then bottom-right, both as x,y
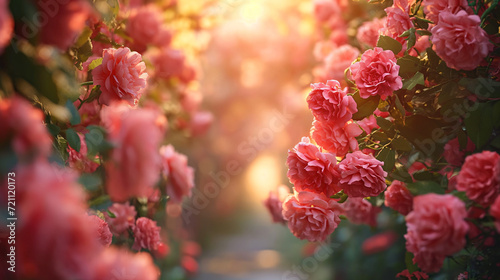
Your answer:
80,81 -> 94,86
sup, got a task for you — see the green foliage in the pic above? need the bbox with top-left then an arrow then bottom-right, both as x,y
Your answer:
66,128 -> 81,153
377,35 -> 403,54
352,93 -> 380,120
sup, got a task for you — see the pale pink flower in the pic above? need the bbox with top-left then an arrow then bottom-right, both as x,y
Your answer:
457,151 -> 500,207
93,47 -> 148,106
384,180 -> 413,215
313,0 -> 340,22
313,41 -> 335,61
88,215 -> 113,247
160,145 -> 195,203
324,45 -> 360,84
337,151 -> 387,197
422,0 -> 472,24
104,202 -> 137,235
126,5 -> 164,53
132,217 -> 161,251
490,196 -> 500,233
67,132 -> 99,173
311,120 -> 362,157
101,104 -> 166,202
431,11 -> 493,70
286,137 -> 340,197
382,0 -> 414,43
357,17 -> 386,49
350,47 -> 402,100
189,111 -> 213,137
92,247 -> 159,280
0,0 -> 13,54
263,185 -> 291,224
405,194 -> 469,273
282,191 -> 342,242
344,197 -> 381,227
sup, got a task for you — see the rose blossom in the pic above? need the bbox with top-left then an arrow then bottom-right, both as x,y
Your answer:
263,185 -> 291,223
324,45 -> 360,84
337,151 -> 387,197
282,191 -> 342,242
189,111 -> 213,137
457,150 -> 500,206
67,132 -> 99,173
384,180 -> 413,215
101,104 -> 166,202
357,17 -> 386,49
382,0 -> 413,43
92,247 -> 159,280
286,137 -> 340,197
490,196 -> 500,232
0,0 -> 13,54
344,197 -> 381,227
443,137 -> 475,167
362,231 -> 397,255
422,0 -> 472,24
0,96 -> 52,159
132,217 -> 161,251
88,215 -> 112,247
313,0 -> 340,22
405,194 -> 469,273
93,47 -> 148,106
150,47 -> 186,80
104,202 -> 137,235
126,5 -> 164,53
38,0 -> 91,50
431,11 -> 493,71
307,80 -> 357,127
350,47 -> 402,100
356,115 -> 379,134
160,145 -> 195,203
311,120 -> 362,157
396,269 -> 429,280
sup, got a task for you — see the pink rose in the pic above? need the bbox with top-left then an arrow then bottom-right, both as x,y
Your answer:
457,151 -> 500,206
17,161 -> 100,279
490,196 -> 500,232
382,0 -> 413,43
324,45 -> 360,84
362,231 -> 397,255
104,202 -> 137,235
0,0 -> 13,54
126,5 -> 164,53
357,17 -> 386,49
160,145 -> 195,203
282,191 -> 342,242
422,0 -> 472,24
313,0 -> 340,22
286,137 -> 340,197
263,185 -> 291,224
350,47 -> 402,100
384,180 -> 413,215
101,104 -> 166,202
67,132 -> 99,173
38,0 -> 91,50
88,215 -> 113,247
0,96 -> 52,159
356,114 -> 379,134
132,217 -> 161,251
431,11 -> 493,70
150,48 -> 186,80
92,247 -> 159,280
307,80 -> 357,127
313,41 -> 335,61
396,269 -> 429,280
311,120 -> 362,157
405,194 -> 469,273
337,151 -> 387,197
443,137 -> 475,167
189,111 -> 213,137
344,197 -> 380,227
93,47 -> 148,106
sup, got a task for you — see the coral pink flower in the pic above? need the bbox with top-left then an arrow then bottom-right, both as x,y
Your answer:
286,137 -> 340,197
0,96 -> 52,159
282,191 -> 342,242
344,197 -> 380,227
0,0 -> 13,54
126,5 -> 164,53
313,41 -> 335,61
357,17 -> 386,49
356,115 -> 379,134
67,133 -> 99,173
490,196 -> 500,232
189,111 -> 213,136
38,0 -> 91,50
75,98 -> 101,126
443,137 -> 475,167
405,194 -> 469,273
385,180 -> 413,215
17,161 -> 100,280
307,80 -> 357,127
92,247 -> 159,280
457,151 -> 500,206
132,217 -> 161,251
382,0 -> 413,43
160,145 -> 195,203
311,120 -> 362,158
324,45 -> 360,84
422,0 -> 472,24
93,47 -> 148,106
337,151 -> 387,197
104,202 -> 137,235
101,104 -> 166,202
350,47 -> 402,100
313,0 -> 341,22
362,231 -> 397,255
150,48 -> 186,80
88,215 -> 112,247
263,185 -> 291,223
431,11 -> 493,71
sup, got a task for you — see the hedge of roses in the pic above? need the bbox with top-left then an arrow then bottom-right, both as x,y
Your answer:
0,0 -> 212,279
266,0 -> 500,278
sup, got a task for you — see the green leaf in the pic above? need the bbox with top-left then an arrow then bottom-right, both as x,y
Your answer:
405,252 -> 419,274
74,26 -> 93,48
406,181 -> 445,196
85,125 -> 113,156
46,123 -> 61,137
402,72 -> 425,90
390,166 -> 413,183
416,30 -> 432,36
377,35 -> 402,55
464,103 -> 494,148
107,210 -> 116,218
376,147 -> 395,172
397,55 -> 421,79
352,93 -> 380,120
411,170 -> 441,181
66,128 -> 81,153
65,100 -> 81,125
88,58 -> 103,71
78,173 -> 102,192
406,28 -> 417,50
376,117 -> 393,131
391,136 -> 413,152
